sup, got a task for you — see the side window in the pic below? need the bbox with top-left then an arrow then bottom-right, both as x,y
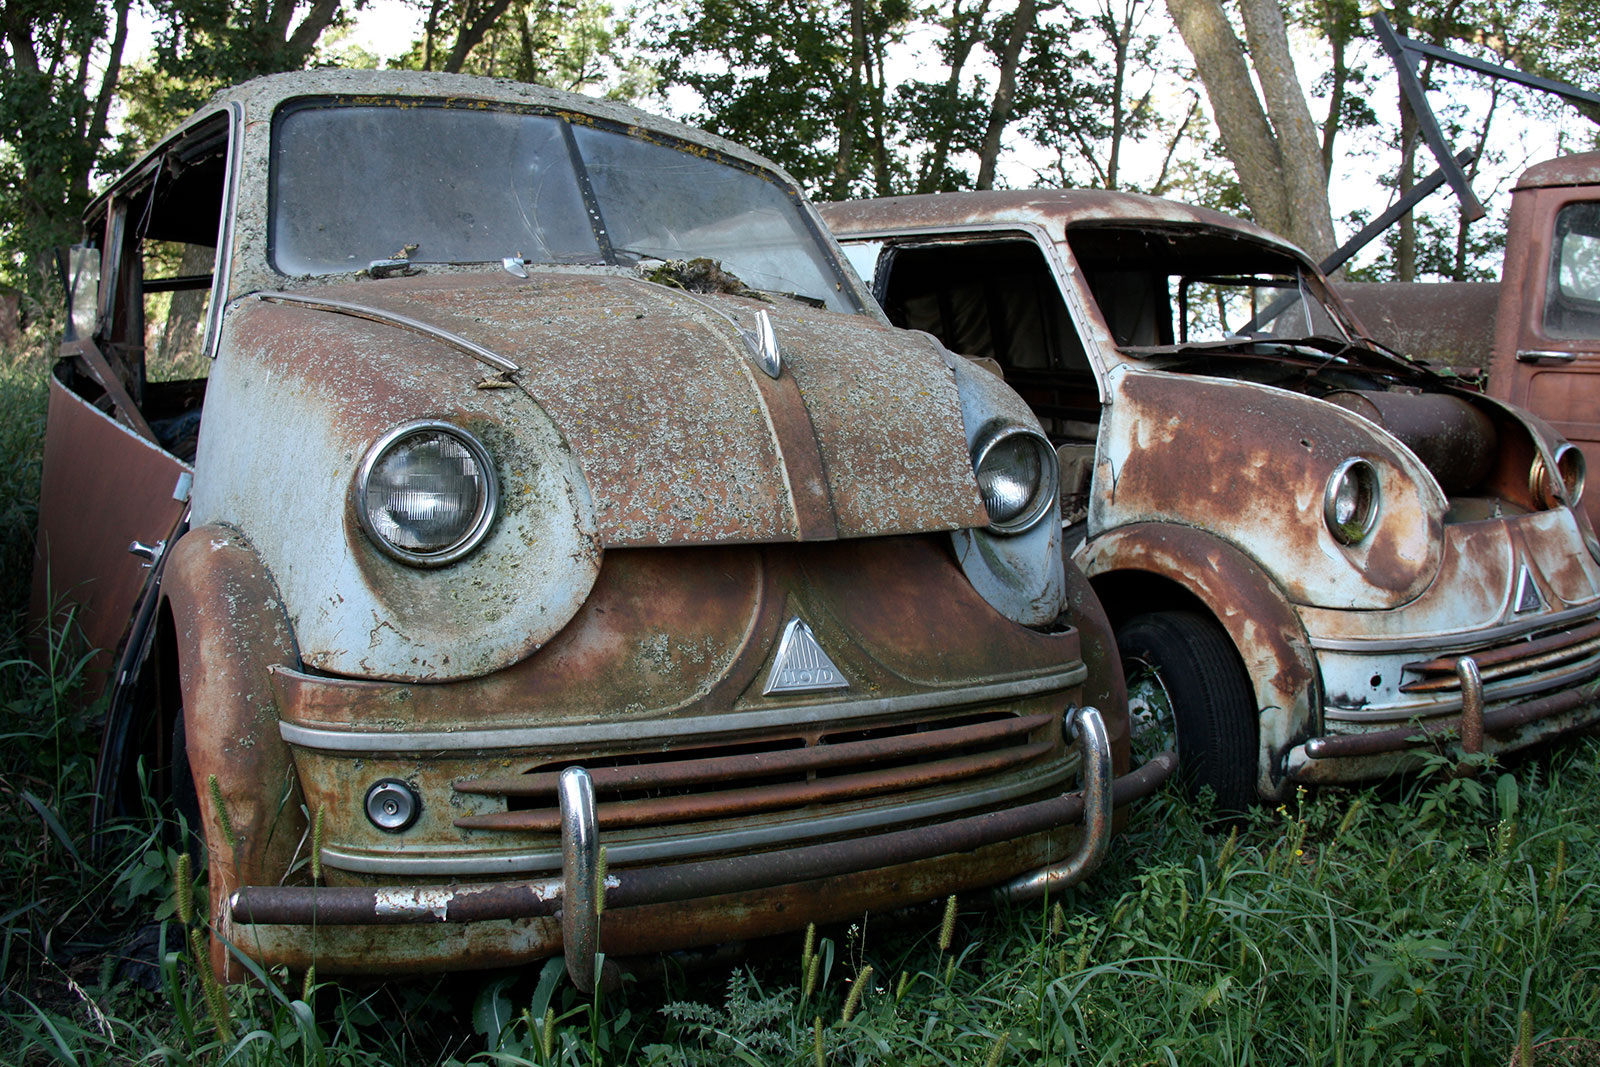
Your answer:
86,120 -> 228,461
1545,201 -> 1600,340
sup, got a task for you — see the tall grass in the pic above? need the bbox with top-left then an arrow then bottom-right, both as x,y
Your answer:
3,326 -> 1598,1064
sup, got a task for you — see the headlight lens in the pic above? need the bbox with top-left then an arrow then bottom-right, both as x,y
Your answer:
972,425 -> 1058,534
1531,443 -> 1586,509
356,421 -> 498,566
1324,458 -> 1380,545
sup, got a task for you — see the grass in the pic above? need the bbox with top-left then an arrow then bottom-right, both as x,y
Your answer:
2,329 -> 1599,1065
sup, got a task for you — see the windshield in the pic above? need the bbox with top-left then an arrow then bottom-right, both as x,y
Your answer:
1068,223 -> 1359,351
1175,271 -> 1350,345
268,99 -> 859,312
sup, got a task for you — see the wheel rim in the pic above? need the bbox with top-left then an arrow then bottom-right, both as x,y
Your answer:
1124,654 -> 1179,761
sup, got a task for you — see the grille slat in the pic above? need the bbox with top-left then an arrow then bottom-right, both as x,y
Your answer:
454,741 -> 1055,831
1400,622 -> 1600,694
452,710 -> 1060,835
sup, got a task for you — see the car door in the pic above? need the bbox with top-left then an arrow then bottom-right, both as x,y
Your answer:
1493,189 -> 1600,528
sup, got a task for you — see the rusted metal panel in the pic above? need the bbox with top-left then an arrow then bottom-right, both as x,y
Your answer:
192,297 -> 606,683
1514,151 -> 1600,191
29,364 -> 189,694
1098,369 -> 1443,609
1334,281 -> 1498,376
311,275 -> 984,546
162,525 -> 304,982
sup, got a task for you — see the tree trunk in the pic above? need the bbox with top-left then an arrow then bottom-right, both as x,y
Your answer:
1165,0 -> 1290,235
831,0 -> 867,199
1235,0 -> 1335,258
974,0 -> 1037,189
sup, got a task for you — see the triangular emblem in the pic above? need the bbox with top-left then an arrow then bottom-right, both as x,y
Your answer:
763,618 -> 849,695
1514,565 -> 1542,614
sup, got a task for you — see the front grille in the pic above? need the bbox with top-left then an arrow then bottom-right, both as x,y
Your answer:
1400,620 -> 1600,698
452,711 -> 1057,833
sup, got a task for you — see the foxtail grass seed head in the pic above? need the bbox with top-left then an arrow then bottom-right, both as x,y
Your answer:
813,1016 -> 825,1067
207,774 -> 237,848
1217,826 -> 1239,869
301,965 -> 316,1003
311,805 -> 324,882
595,846 -> 608,916
1056,949 -> 1067,974
938,894 -> 958,952
190,928 -> 232,1041
896,971 -> 911,1001
1518,1009 -> 1533,1066
983,1030 -> 1010,1067
944,957 -> 955,986
1335,798 -> 1364,843
541,1007 -> 556,1061
803,954 -> 821,1002
1050,902 -> 1064,936
802,922 -> 816,974
1547,839 -> 1568,895
839,965 -> 873,1023
175,852 -> 194,925
1074,940 -> 1091,972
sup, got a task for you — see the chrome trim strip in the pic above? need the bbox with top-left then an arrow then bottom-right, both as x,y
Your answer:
1324,654 -> 1600,722
319,758 -> 1077,876
1308,602 -> 1600,654
251,291 -> 521,373
279,666 -> 1086,754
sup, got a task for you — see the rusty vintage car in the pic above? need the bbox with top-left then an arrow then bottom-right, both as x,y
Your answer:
29,72 -> 1174,985
821,191 -> 1600,810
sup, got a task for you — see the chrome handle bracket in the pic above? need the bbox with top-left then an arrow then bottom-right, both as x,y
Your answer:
998,704 -> 1113,902
559,766 -> 601,991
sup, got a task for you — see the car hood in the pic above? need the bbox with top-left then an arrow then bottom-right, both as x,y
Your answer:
303,271 -> 987,546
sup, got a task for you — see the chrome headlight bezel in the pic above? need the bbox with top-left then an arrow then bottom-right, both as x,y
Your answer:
1324,457 -> 1381,545
355,420 -> 499,567
1531,442 -> 1586,509
971,424 -> 1059,535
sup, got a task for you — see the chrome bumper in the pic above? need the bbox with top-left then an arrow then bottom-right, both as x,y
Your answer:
227,708 -> 1173,987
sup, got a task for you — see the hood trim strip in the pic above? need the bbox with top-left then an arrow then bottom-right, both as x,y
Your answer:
252,291 -> 521,374
277,666 -> 1086,754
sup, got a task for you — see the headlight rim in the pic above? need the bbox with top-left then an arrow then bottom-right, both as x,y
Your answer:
355,419 -> 499,568
1323,456 -> 1381,546
971,423 -> 1059,536
1541,442 -> 1588,508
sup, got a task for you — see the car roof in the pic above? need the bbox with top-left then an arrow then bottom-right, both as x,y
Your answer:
89,69 -> 789,216
1514,151 -> 1600,192
818,189 -> 1307,258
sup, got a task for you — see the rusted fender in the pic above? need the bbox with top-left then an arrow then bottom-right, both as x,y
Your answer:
1076,522 -> 1318,800
1097,367 -> 1444,609
163,524 -> 304,982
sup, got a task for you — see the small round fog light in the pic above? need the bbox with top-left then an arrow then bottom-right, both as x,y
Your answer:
365,778 -> 420,833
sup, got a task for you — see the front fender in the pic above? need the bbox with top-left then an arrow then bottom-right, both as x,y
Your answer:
1076,522 -> 1317,800
164,523 -> 303,981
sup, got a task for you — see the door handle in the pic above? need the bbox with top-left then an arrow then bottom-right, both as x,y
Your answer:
1516,349 -> 1578,363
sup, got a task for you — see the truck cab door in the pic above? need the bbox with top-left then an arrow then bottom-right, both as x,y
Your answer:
1492,190 -> 1600,528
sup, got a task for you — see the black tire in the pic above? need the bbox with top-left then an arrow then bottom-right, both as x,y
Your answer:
1116,611 -> 1259,814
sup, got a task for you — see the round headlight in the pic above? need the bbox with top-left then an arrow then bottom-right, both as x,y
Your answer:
972,425 -> 1058,534
1324,458 -> 1380,545
1531,443 -> 1586,509
356,421 -> 498,566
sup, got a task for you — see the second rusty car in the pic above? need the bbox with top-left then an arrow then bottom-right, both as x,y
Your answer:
823,190 -> 1600,809
31,72 -> 1170,985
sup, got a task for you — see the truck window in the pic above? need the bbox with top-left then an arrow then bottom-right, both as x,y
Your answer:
1545,201 -> 1600,339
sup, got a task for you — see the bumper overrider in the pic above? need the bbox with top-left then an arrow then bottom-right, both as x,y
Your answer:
1287,612 -> 1600,783
223,696 -> 1172,986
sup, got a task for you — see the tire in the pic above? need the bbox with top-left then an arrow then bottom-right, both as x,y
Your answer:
1116,611 -> 1259,814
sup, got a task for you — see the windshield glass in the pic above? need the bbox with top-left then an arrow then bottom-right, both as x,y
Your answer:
1175,272 -> 1349,344
269,99 -> 858,312
1067,223 -> 1357,351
